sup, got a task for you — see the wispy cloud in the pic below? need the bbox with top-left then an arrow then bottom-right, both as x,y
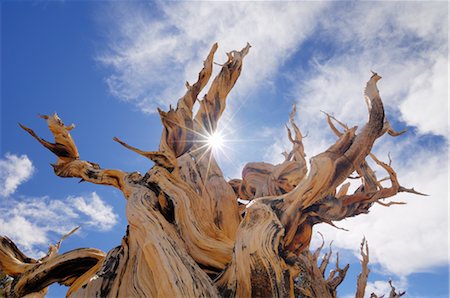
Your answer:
69,192 -> 118,231
0,192 -> 118,258
97,1 -> 327,113
0,153 -> 34,197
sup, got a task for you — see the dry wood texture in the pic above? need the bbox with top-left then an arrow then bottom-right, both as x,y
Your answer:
0,44 -> 420,297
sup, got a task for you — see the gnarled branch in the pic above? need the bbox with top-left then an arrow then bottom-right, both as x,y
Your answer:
0,228 -> 104,298
20,114 -> 132,197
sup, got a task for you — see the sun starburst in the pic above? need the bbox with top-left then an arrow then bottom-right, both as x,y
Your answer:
206,131 -> 224,151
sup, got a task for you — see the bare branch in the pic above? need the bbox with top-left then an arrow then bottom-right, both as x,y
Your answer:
20,116 -> 131,197
0,237 -> 36,276
327,252 -> 350,293
382,119 -> 407,137
40,226 -> 80,262
321,110 -> 349,137
319,244 -> 333,276
356,237 -> 370,298
286,104 -> 307,164
113,137 -> 175,171
1,231 -> 104,298
398,186 -> 428,196
336,182 -> 351,198
11,248 -> 105,297
158,43 -> 218,158
377,200 -> 406,207
193,43 -> 251,135
312,232 -> 325,260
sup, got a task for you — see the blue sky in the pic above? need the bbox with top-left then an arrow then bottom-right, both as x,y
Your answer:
1,1 -> 448,297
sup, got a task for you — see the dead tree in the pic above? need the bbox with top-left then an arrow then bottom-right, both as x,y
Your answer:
0,43 -> 421,297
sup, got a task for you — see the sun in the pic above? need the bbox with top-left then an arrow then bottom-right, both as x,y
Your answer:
206,131 -> 225,151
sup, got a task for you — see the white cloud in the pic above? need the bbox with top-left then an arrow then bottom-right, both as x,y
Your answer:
0,216 -> 48,257
98,1 -> 327,112
294,2 -> 448,139
0,153 -> 34,197
0,192 -> 118,258
400,55 -> 448,136
69,192 -> 118,231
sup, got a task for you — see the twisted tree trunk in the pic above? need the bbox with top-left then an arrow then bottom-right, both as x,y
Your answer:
0,43 -> 420,297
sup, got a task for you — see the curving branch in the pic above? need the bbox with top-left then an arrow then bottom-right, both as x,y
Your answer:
285,104 -> 307,164
193,43 -> 251,135
113,136 -> 175,171
19,114 -> 132,197
0,228 -> 104,298
266,73 -> 424,255
266,73 -> 385,253
157,43 -> 218,159
321,110 -> 349,137
295,153 -> 424,236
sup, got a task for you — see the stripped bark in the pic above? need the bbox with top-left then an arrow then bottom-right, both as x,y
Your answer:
0,44 -> 421,297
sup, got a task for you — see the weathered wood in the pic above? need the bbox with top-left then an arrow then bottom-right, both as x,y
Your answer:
0,228 -> 104,298
355,238 -> 369,298
0,44 -> 421,297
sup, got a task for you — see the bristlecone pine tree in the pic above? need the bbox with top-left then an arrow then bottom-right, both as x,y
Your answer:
0,43 -> 421,298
